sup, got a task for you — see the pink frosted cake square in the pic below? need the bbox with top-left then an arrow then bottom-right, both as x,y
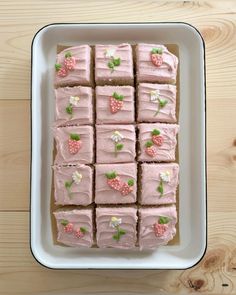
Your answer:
138,123 -> 179,162
54,209 -> 94,248
96,125 -> 136,164
137,83 -> 177,123
95,43 -> 134,85
96,86 -> 135,124
138,206 -> 177,250
54,45 -> 93,88
55,86 -> 94,126
53,125 -> 94,165
136,44 -> 178,84
95,163 -> 137,204
96,207 -> 137,249
53,164 -> 93,206
140,163 -> 179,205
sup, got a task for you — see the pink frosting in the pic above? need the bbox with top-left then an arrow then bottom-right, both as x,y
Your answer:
53,165 -> 93,206
136,44 -> 178,84
95,44 -> 134,85
53,125 -> 94,164
139,206 -> 177,250
138,123 -> 179,162
95,163 -> 137,204
96,207 -> 137,249
96,86 -> 135,124
54,86 -> 94,126
140,163 -> 179,205
137,83 -> 177,123
54,45 -> 92,87
54,209 -> 93,247
96,124 -> 136,163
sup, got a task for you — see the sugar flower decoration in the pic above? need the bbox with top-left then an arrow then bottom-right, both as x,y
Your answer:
69,95 -> 80,107
109,216 -> 122,228
111,131 -> 124,143
105,48 -> 116,58
160,171 -> 171,183
72,171 -> 83,185
150,90 -> 160,103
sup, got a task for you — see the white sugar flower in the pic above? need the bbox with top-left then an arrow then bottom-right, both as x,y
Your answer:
105,48 -> 116,58
72,171 -> 83,184
160,171 -> 171,183
111,131 -> 124,143
150,90 -> 160,103
109,217 -> 122,228
69,96 -> 80,106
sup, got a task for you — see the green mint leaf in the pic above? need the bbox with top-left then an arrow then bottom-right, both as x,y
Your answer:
55,63 -> 61,71
80,227 -> 87,233
61,219 -> 69,226
65,51 -> 72,58
159,99 -> 168,108
66,104 -> 73,115
159,216 -> 169,224
70,133 -> 80,141
105,171 -> 117,179
116,143 -> 124,151
112,57 -> 121,66
152,129 -> 161,136
145,141 -> 153,148
128,179 -> 134,186
108,61 -> 114,69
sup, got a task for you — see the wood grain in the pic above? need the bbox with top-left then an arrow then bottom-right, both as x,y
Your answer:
0,0 -> 236,294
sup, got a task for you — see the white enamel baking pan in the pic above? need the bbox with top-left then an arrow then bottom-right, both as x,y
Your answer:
31,23 -> 206,269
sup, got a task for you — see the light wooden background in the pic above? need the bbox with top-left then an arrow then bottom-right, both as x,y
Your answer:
0,1 -> 236,294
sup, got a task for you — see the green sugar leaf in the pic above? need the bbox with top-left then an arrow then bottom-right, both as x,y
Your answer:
157,185 -> 163,195
70,133 -> 80,141
159,216 -> 169,224
145,141 -> 153,148
65,181 -> 73,189
119,228 -> 126,235
112,57 -> 121,66
108,61 -> 114,69
55,63 -> 61,71
113,233 -> 120,241
65,51 -> 72,58
116,143 -> 124,151
80,227 -> 87,233
61,219 -> 69,226
66,104 -> 73,115
151,47 -> 163,54
159,99 -> 168,108
113,92 -> 124,101
152,129 -> 161,136
128,179 -> 134,186
105,171 -> 117,179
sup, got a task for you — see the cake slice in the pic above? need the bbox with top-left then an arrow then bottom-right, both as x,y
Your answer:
138,123 -> 179,162
54,208 -> 94,247
136,44 -> 178,84
53,164 -> 93,206
54,45 -> 93,88
138,206 -> 177,250
96,86 -> 135,124
55,86 -> 94,126
96,124 -> 136,163
137,83 -> 177,123
96,207 -> 137,249
95,163 -> 137,204
53,125 -> 94,165
95,43 -> 134,85
140,163 -> 179,205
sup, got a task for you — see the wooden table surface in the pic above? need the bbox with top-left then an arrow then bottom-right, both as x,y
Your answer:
0,1 -> 236,294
